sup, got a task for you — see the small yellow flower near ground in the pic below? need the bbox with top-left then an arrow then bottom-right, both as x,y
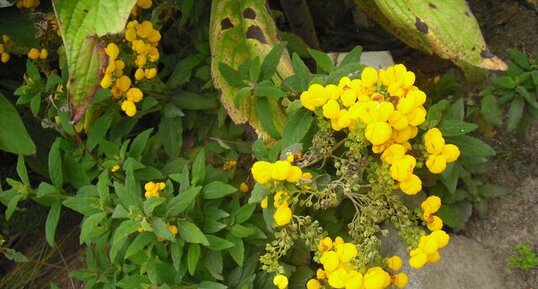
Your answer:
239,182 -> 249,193
111,165 -> 121,172
381,144 -> 405,165
121,100 -> 137,117
425,154 -> 447,174
392,273 -> 408,288
1,52 -> 10,63
167,224 -> 178,236
398,173 -> 422,195
136,21 -> 154,39
144,67 -> 157,79
28,48 -> 40,60
442,144 -> 460,162
390,155 -> 416,182
116,75 -> 132,93
274,205 -> 292,226
424,128 -> 445,155
409,249 -> 428,269
387,255 -> 403,271
421,196 -> 441,215
427,215 -> 443,231
273,274 -> 288,289
135,68 -> 145,81
144,181 -> 165,198
39,48 -> 48,59
306,279 -> 321,289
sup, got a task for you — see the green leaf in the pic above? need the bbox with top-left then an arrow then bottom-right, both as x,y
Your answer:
198,281 -> 227,289
281,109 -> 314,150
233,204 -> 256,224
178,220 -> 209,246
87,114 -> 112,151
206,235 -> 235,251
6,194 -> 23,221
230,224 -> 257,238
129,128 -> 153,159
191,149 -> 206,186
516,85 -> 538,109
143,197 -> 166,216
440,163 -> 461,193
260,42 -> 288,81
152,218 -> 175,241
48,138 -> 63,188
426,100 -> 450,127
253,82 -> 288,99
493,76 -> 516,89
448,135 -> 495,157
438,119 -> 478,136
218,62 -> 247,88
507,49 -> 530,70
170,239 -> 185,271
437,201 -> 472,232
227,235 -> 244,266
252,138 -> 269,161
339,46 -> 363,67
168,55 -> 203,89
307,48 -> 333,73
171,91 -> 219,110
16,155 -> 29,186
234,86 -> 253,109
256,97 -> 281,139
202,181 -> 237,199
111,220 -> 139,249
80,212 -> 106,244
0,92 -> 36,155
290,53 -> 311,92
53,0 -> 136,121
187,243 -> 201,276
0,11 -> 38,47
507,97 -> 525,132
46,201 -> 62,246
203,250 -> 224,280
477,184 -> 505,198
248,183 -> 271,204
481,95 -> 503,126
63,196 -> 100,216
249,56 -> 261,83
159,116 -> 183,158
166,186 -> 202,217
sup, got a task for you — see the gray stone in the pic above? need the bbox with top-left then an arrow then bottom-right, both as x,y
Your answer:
383,233 -> 506,289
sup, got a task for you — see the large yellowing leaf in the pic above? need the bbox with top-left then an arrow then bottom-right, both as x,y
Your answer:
355,0 -> 507,71
210,0 -> 293,141
52,0 -> 136,122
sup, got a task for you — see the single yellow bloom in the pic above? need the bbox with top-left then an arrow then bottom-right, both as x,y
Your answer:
390,155 -> 416,182
125,28 -> 137,42
136,21 -> 154,39
361,67 -> 378,86
442,144 -> 460,163
105,43 -> 120,59
28,48 -> 40,60
126,87 -> 143,102
274,205 -> 292,226
320,251 -> 340,272
427,251 -> 441,263
399,173 -> 422,195
145,68 -> 157,79
136,0 -> 152,9
135,54 -> 147,67
381,144 -> 406,165
363,267 -> 391,289
427,215 -> 443,231
335,242 -> 358,263
328,268 -> 351,288
148,29 -> 162,43
340,89 -> 357,107
426,154 -> 447,174
388,111 -> 409,131
100,73 -> 112,88
316,268 -> 326,280
431,230 -> 450,248
323,99 -> 341,119
392,273 -> 408,288
39,48 -> 48,59
424,128 -> 445,155
302,172 -> 313,180
239,182 -> 249,193
406,106 -> 427,126
271,160 -> 292,181
167,224 -> 178,236
273,191 -> 289,208
421,196 -> 441,215
407,89 -> 426,106
346,272 -> 365,289
273,274 -> 288,289
111,165 -> 121,172
148,47 -> 160,62
306,279 -> 321,289
392,125 -> 417,143
251,161 -> 272,184
365,122 -> 392,145
116,75 -> 132,93
318,237 -> 333,253
421,235 -> 439,254
286,166 -> 303,183
135,68 -> 145,81
409,251 -> 428,268
121,100 -> 137,117
260,197 -> 268,208
387,255 -> 403,271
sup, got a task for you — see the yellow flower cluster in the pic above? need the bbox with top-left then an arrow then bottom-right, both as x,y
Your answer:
308,237 -> 399,289
132,0 -> 153,16
423,128 -> 460,174
99,43 -> 145,117
125,20 -> 160,81
144,181 -> 166,198
273,191 -> 292,226
300,65 -> 425,150
273,274 -> 289,289
381,144 -> 421,195
167,224 -> 178,236
16,0 -> 39,9
0,35 -> 12,63
27,48 -> 48,60
386,256 -> 408,288
421,196 -> 443,231
409,230 -> 450,269
251,160 -> 303,185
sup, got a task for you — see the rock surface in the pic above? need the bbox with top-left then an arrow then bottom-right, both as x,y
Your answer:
384,233 -> 506,289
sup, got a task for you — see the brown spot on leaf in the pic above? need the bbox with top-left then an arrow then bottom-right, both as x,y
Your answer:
415,17 -> 429,34
246,25 -> 267,43
465,11 -> 471,17
428,3 -> 437,9
221,18 -> 233,30
243,7 -> 256,19
480,49 -> 494,58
